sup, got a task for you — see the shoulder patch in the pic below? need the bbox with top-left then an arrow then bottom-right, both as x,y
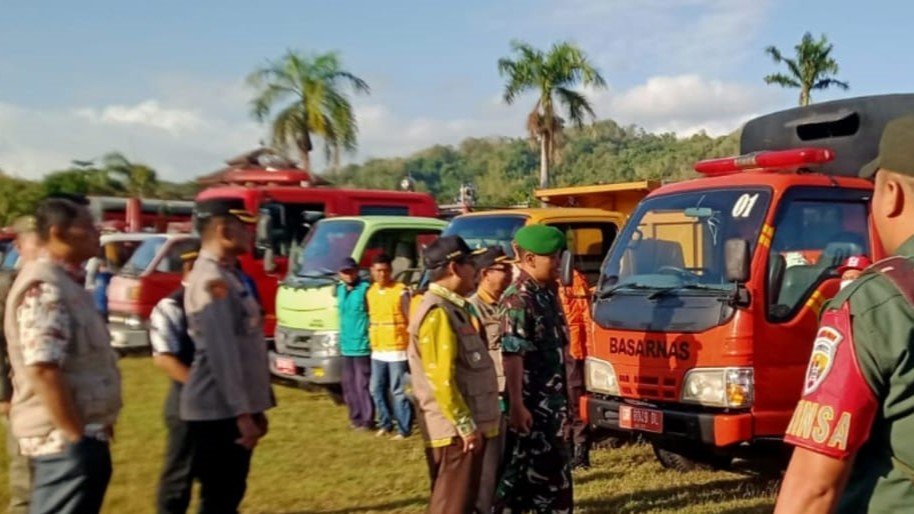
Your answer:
804,325 -> 844,395
207,279 -> 230,300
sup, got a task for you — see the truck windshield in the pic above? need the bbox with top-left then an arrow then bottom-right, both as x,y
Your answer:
442,214 -> 527,256
601,189 -> 771,296
296,220 -> 363,278
120,237 -> 167,276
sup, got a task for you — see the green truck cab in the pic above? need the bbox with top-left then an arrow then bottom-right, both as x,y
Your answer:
269,216 -> 446,385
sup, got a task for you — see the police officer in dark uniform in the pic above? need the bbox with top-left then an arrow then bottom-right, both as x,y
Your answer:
495,224 -> 573,513
150,248 -> 200,514
181,201 -> 274,514
776,115 -> 914,513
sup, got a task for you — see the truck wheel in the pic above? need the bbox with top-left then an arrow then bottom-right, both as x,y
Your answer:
651,442 -> 731,472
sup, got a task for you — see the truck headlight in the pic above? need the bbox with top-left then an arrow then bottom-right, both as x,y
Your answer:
314,331 -> 340,357
585,357 -> 619,396
681,368 -> 753,408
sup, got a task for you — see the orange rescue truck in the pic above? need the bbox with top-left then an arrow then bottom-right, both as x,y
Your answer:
583,94 -> 914,470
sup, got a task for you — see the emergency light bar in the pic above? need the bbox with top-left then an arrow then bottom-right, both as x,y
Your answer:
694,147 -> 834,176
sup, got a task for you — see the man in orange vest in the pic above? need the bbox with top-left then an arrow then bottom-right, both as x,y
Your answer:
367,253 -> 413,439
559,268 -> 593,469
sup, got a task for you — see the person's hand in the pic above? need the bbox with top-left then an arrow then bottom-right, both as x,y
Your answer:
509,405 -> 533,435
236,414 -> 262,450
0,401 -> 9,416
461,429 -> 483,454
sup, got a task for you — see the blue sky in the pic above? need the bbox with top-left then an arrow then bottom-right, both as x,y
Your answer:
1,0 -> 911,180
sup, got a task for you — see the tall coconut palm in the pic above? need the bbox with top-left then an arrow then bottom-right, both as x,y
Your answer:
247,50 -> 369,171
498,40 -> 606,189
764,32 -> 849,107
101,152 -> 158,196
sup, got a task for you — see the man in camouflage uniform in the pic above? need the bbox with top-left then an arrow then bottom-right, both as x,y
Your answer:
775,115 -> 914,513
495,224 -> 573,513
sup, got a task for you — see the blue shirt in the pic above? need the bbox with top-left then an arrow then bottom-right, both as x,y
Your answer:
337,280 -> 370,357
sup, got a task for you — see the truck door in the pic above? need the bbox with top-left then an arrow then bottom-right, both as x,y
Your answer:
756,186 -> 871,436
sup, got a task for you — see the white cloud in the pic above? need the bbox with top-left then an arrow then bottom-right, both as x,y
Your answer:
0,100 -> 263,181
75,100 -> 204,134
587,74 -> 783,135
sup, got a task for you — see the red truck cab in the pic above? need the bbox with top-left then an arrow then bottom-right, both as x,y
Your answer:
194,167 -> 438,337
107,233 -> 200,350
583,95 -> 914,470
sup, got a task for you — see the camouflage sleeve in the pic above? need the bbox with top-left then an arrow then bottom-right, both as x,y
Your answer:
499,290 -> 535,355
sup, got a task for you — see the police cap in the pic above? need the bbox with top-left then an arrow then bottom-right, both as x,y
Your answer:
195,200 -> 258,226
423,235 -> 484,269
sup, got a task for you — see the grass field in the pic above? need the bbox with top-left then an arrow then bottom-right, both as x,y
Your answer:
0,356 -> 778,513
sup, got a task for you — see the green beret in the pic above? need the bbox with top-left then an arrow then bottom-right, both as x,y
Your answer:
514,224 -> 565,255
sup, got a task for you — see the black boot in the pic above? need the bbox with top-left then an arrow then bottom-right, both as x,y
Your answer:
572,442 -> 591,470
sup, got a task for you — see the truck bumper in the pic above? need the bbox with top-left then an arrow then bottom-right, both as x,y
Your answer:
268,351 -> 342,385
109,324 -> 150,350
583,395 -> 753,447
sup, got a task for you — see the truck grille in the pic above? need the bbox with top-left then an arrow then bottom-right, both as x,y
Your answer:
279,330 -> 314,359
618,373 -> 678,400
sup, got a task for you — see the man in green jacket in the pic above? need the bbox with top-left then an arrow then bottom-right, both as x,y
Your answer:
337,257 -> 373,430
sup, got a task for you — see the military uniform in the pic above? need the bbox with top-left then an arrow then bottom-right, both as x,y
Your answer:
496,225 -> 573,513
784,238 -> 914,513
182,231 -> 274,512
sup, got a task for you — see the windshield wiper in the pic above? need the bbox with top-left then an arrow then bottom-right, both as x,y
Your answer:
596,282 -> 657,300
646,283 -> 727,300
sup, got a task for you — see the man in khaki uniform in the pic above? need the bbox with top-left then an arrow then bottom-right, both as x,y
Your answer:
467,246 -> 513,514
0,216 -> 41,514
408,236 -> 500,514
6,198 -> 121,514
181,200 -> 274,513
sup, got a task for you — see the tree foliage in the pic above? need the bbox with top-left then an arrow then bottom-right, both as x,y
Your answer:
335,119 -> 740,206
498,40 -> 606,188
764,32 -> 849,106
247,50 -> 370,171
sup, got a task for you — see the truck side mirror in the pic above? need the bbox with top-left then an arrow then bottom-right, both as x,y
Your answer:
725,238 -> 750,283
263,247 -> 277,274
559,250 -> 574,287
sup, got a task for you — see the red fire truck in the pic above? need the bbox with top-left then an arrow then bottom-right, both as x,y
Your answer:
583,94 -> 914,470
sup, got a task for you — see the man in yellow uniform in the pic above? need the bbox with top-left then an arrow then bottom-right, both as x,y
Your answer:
367,253 -> 413,438
408,236 -> 499,513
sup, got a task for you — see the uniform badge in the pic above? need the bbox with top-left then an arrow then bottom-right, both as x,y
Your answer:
207,279 -> 230,300
803,326 -> 843,395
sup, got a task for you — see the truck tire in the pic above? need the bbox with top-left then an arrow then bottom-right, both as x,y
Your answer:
651,442 -> 731,472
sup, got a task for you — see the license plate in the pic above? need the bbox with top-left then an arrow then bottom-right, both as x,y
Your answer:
619,405 -> 663,433
275,357 -> 297,376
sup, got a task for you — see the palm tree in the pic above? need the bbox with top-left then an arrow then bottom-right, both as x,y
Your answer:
101,152 -> 158,196
764,32 -> 849,106
498,40 -> 606,189
247,50 -> 369,171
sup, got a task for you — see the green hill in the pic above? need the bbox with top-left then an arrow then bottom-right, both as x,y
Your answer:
331,119 -> 740,205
